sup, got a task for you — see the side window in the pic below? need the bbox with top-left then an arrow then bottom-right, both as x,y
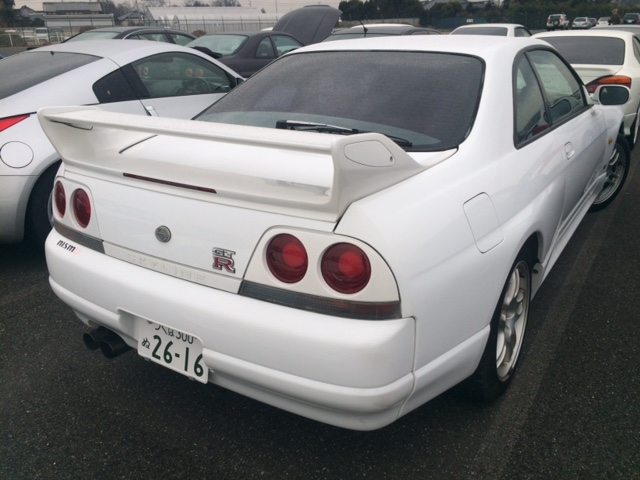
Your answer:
272,35 -> 302,56
515,28 -> 530,37
515,57 -> 549,144
255,38 -> 276,58
527,49 -> 586,124
130,33 -> 167,42
131,52 -> 235,98
170,33 -> 194,46
93,69 -> 137,103
633,37 -> 640,63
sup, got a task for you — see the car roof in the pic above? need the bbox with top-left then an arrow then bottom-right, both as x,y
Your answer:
76,26 -> 187,34
453,23 -> 526,29
296,35 -> 550,58
198,31 -> 278,37
26,39 -> 208,63
535,29 -> 638,40
331,25 -> 438,35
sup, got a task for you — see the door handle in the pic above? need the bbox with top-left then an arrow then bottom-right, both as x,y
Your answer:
564,142 -> 575,159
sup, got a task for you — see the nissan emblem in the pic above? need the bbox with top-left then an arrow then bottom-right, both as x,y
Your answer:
155,225 -> 171,243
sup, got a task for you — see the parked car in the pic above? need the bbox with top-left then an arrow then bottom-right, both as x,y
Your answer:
546,14 -> 569,30
38,35 -> 629,430
589,18 -> 598,28
571,17 -> 592,29
622,13 -> 640,24
323,24 -> 441,41
188,31 -> 304,77
597,16 -> 611,26
450,23 -> 531,37
534,29 -> 640,147
188,5 -> 341,77
34,27 -> 50,44
0,40 -> 243,245
65,26 -> 196,45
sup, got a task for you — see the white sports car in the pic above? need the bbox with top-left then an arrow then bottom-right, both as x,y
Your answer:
40,36 -> 630,430
0,40 -> 243,245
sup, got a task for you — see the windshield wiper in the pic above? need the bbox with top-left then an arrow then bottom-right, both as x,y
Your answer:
275,120 -> 412,147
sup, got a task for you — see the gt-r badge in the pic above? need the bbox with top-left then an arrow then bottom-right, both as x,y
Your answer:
155,226 -> 172,243
212,248 -> 236,274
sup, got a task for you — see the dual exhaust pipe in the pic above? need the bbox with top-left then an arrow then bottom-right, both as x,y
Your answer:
83,326 -> 132,359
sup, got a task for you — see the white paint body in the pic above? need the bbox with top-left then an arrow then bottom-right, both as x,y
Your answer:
40,36 -> 623,430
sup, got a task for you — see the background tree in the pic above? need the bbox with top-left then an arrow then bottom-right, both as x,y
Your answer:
98,0 -> 127,19
1,0 -> 16,27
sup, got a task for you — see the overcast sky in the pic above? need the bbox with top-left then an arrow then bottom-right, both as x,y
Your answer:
16,0 -> 341,15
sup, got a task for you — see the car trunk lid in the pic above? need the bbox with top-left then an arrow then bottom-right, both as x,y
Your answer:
39,107 -> 452,284
569,64 -> 622,85
272,5 -> 341,45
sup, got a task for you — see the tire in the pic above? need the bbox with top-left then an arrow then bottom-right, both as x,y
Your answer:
590,134 -> 630,212
457,249 -> 532,401
26,162 -> 59,246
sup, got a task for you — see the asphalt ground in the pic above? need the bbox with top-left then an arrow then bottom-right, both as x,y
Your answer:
1,151 -> 639,479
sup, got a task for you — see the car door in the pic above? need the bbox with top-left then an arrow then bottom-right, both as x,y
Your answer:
127,52 -> 238,118
528,49 -> 607,221
245,36 -> 278,76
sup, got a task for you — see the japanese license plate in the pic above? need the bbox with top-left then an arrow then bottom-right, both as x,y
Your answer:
138,321 -> 208,383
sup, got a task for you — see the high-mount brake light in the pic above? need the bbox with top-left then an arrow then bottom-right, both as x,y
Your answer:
266,234 -> 308,283
54,181 -> 66,218
321,243 -> 371,294
72,189 -> 91,228
586,76 -> 632,94
0,114 -> 30,133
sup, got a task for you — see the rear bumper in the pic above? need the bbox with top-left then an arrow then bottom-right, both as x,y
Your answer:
45,229 -> 416,430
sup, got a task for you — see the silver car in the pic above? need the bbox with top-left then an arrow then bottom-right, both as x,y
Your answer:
0,40 -> 243,245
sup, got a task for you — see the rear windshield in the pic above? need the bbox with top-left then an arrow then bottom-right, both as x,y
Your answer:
187,35 -> 248,56
540,36 -> 625,65
196,51 -> 483,151
452,27 -> 508,36
0,51 -> 99,99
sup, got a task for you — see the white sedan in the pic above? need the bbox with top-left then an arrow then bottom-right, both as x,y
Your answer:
534,29 -> 640,148
0,40 -> 243,245
40,36 -> 629,430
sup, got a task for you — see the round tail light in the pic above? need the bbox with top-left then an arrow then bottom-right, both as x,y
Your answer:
72,189 -> 91,228
266,234 -> 308,283
54,181 -> 66,218
321,243 -> 371,294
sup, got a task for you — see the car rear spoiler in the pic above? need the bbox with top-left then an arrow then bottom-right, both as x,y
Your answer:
38,106 -> 452,222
